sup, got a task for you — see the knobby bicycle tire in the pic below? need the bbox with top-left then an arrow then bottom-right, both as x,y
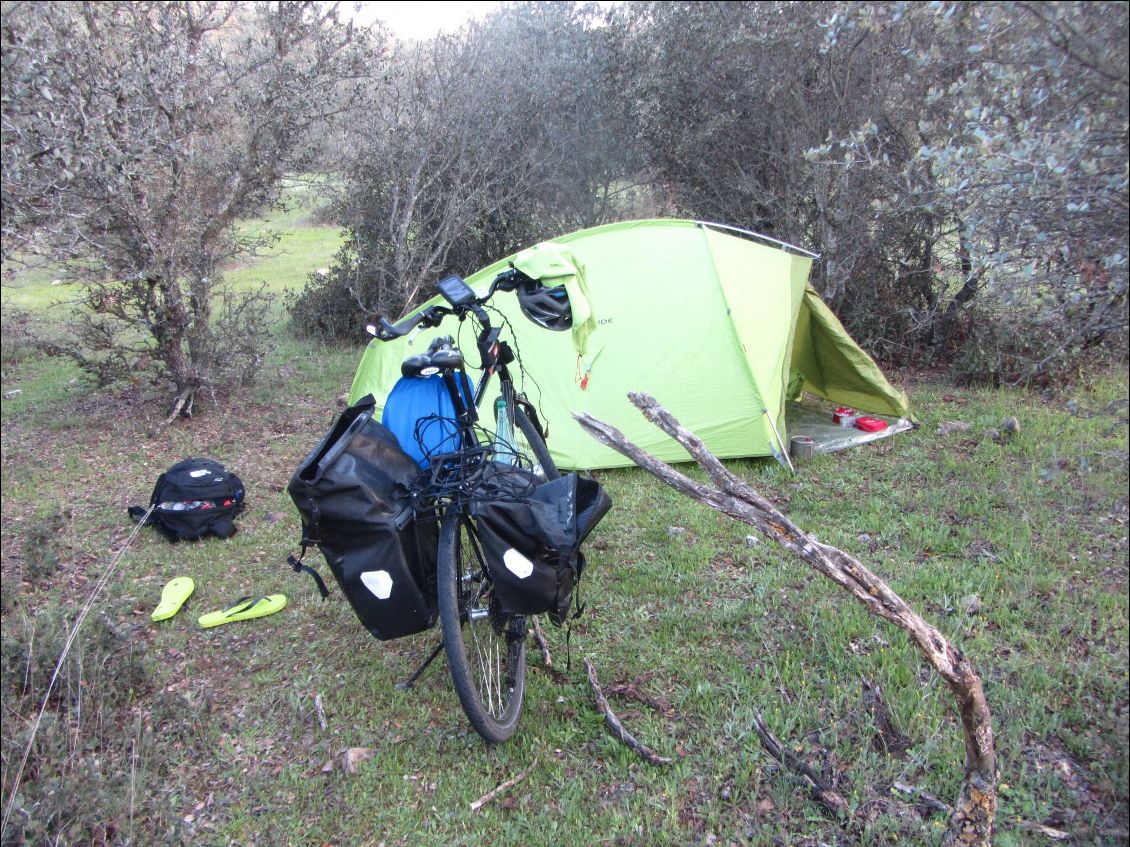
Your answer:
437,510 -> 526,743
512,407 -> 559,482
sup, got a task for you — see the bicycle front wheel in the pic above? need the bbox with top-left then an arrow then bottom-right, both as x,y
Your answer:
437,510 -> 526,743
512,407 -> 560,482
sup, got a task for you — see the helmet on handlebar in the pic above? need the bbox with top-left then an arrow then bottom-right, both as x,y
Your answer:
516,279 -> 572,331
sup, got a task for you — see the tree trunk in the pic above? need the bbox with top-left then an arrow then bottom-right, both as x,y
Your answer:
574,393 -> 997,846
937,224 -> 984,351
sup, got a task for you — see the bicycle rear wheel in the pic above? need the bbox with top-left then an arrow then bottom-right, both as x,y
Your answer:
437,510 -> 526,743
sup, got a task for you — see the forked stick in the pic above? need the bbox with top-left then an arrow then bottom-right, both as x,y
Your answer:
574,394 -> 996,846
752,711 -> 849,817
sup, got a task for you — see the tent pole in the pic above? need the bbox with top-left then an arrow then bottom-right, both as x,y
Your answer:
696,221 -> 821,259
763,409 -> 796,474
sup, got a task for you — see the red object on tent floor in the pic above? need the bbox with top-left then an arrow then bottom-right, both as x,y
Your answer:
855,416 -> 888,433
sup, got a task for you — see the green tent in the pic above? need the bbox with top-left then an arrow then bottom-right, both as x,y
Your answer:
349,219 -> 910,469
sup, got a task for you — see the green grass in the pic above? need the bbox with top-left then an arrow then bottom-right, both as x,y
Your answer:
1,206 -> 1127,846
226,177 -> 345,302
0,175 -> 343,319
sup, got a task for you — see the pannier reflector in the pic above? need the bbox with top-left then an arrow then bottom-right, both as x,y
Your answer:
503,548 -> 534,579
361,570 -> 394,599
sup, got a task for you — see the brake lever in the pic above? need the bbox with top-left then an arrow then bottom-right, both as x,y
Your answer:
375,317 -> 400,341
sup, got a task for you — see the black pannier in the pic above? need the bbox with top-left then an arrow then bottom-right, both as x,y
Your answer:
471,466 -> 612,625
129,457 -> 245,542
288,395 -> 437,641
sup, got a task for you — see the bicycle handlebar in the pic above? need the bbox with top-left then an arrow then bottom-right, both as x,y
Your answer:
368,267 -> 534,342
489,267 -> 525,294
368,304 -> 450,341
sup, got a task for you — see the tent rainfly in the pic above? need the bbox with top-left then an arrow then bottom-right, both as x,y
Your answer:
349,219 -> 911,470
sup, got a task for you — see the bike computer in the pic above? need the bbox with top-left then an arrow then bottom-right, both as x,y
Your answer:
436,275 -> 477,308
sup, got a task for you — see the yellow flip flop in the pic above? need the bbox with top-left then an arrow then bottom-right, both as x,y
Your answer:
151,577 -> 196,622
197,594 -> 287,629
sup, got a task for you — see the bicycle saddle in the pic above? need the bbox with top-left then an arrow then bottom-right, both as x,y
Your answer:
430,348 -> 463,369
401,354 -> 439,378
400,343 -> 464,377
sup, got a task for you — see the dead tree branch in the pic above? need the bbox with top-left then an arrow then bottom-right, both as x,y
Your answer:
532,616 -> 554,670
604,673 -> 673,716
574,393 -> 996,846
470,757 -> 539,812
584,658 -> 673,766
752,710 -> 850,818
893,781 -> 953,816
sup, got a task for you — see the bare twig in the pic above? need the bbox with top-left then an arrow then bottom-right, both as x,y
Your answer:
893,781 -> 953,816
470,757 -> 539,812
752,711 -> 849,818
531,616 -> 553,670
1018,821 -> 1070,841
604,681 -> 672,716
584,658 -> 673,766
314,693 -> 328,731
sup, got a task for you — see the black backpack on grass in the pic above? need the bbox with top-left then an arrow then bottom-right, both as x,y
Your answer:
129,458 -> 245,542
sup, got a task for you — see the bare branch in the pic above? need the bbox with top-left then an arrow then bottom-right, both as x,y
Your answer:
469,757 -> 539,812
575,395 -> 997,846
531,616 -> 554,671
752,710 -> 849,818
584,658 -> 673,766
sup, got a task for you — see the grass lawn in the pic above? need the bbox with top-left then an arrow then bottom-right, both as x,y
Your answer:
1,204 -> 1127,847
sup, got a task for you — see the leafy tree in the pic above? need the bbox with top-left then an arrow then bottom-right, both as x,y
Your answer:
1,1 -> 379,418
293,25 -> 544,338
617,2 -> 948,347
290,1 -> 645,339
617,0 -> 1127,381
821,1 -> 1128,381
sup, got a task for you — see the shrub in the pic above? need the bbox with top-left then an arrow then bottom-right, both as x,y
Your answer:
1,609 -> 155,845
0,304 -> 36,367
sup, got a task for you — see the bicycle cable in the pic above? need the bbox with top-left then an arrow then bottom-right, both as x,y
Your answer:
483,303 -> 551,428
408,414 -> 540,515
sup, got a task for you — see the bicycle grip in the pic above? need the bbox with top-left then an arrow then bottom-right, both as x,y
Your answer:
375,317 -> 400,340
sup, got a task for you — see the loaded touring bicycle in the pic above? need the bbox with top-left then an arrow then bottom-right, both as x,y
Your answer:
289,267 -> 611,742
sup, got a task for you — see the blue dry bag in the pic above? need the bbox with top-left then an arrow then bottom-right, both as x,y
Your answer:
381,373 -> 475,468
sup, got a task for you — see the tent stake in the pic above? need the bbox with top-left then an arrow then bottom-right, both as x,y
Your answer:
763,409 -> 796,474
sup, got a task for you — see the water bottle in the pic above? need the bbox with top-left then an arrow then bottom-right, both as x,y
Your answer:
493,396 -> 516,464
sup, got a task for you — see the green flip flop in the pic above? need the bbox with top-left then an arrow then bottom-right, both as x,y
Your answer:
197,594 -> 287,629
151,577 -> 196,622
